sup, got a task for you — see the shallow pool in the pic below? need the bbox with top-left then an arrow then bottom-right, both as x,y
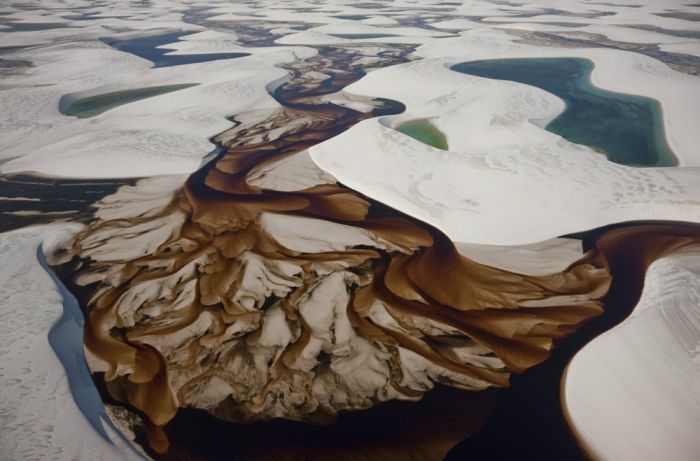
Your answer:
396,119 -> 449,150
452,57 -> 676,167
101,31 -> 249,68
62,83 -> 198,118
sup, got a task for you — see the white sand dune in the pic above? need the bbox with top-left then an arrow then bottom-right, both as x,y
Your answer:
0,224 -> 141,461
305,24 -> 700,244
416,30 -> 700,165
563,251 -> 700,461
275,23 -> 450,46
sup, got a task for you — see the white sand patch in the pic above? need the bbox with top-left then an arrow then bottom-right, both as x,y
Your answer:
431,18 -> 488,31
155,30 -> 244,54
362,16 -> 399,26
455,238 -> 584,276
275,18 -> 450,46
660,41 -> 700,58
0,224 -> 141,461
310,21 -> 449,38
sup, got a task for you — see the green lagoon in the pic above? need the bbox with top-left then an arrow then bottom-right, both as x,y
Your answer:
396,119 -> 449,150
62,83 -> 198,118
452,57 -> 676,167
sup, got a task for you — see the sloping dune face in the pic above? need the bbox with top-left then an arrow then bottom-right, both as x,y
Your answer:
56,37 -> 700,457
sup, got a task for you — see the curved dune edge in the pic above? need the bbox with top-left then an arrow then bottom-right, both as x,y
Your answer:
326,30 -> 700,166
562,250 -> 700,461
0,224 -> 144,461
310,48 -> 700,244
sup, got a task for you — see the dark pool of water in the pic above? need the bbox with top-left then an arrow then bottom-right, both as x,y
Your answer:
101,31 -> 249,68
61,83 -> 199,118
0,174 -> 136,233
332,14 -> 370,20
0,57 -> 31,77
629,24 -> 700,40
1,22 -> 70,32
452,57 -> 676,167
